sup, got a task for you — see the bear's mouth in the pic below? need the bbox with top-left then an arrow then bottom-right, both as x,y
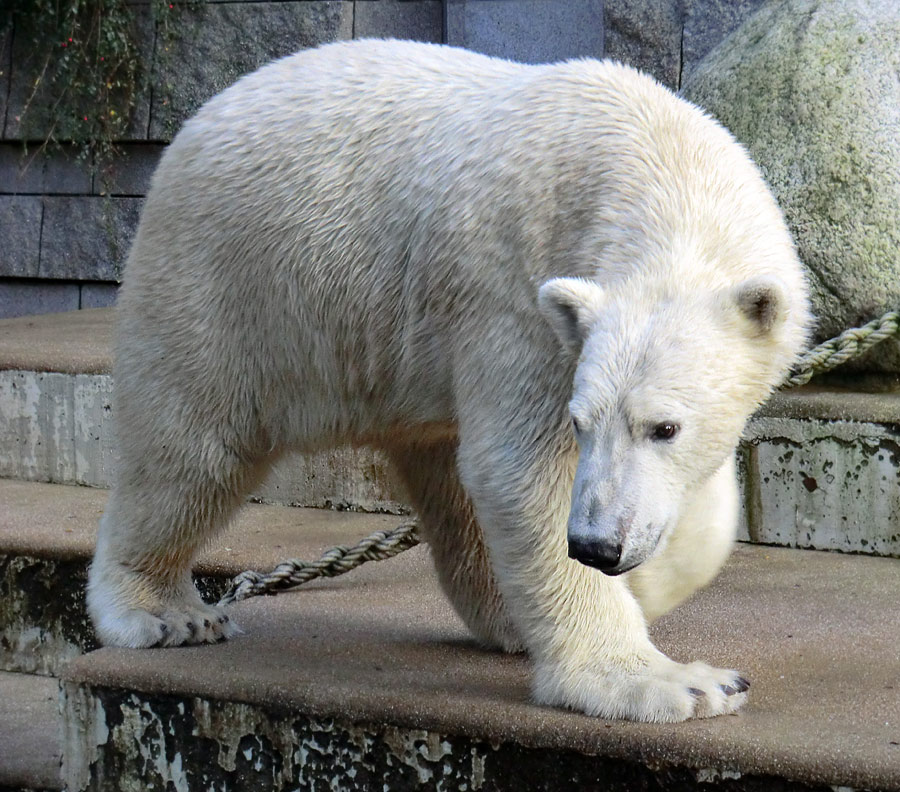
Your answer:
598,560 -> 641,576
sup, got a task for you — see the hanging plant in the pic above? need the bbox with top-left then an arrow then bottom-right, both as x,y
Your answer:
1,0 -> 187,169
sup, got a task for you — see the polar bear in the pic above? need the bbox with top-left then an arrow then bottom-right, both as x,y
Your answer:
88,40 -> 810,722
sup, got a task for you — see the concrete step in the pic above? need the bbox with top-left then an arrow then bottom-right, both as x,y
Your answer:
0,671 -> 62,791
0,478 -> 405,675
58,538 -> 900,791
3,479 -> 899,789
2,309 -> 900,554
0,309 -> 408,513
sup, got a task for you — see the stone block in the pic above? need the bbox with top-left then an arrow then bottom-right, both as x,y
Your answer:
0,28 -> 12,141
39,196 -> 142,281
0,146 -> 46,193
744,417 -> 900,556
604,0 -> 766,90
0,144 -> 92,195
354,0 -> 442,42
603,0 -> 681,88
0,196 -> 42,277
80,283 -> 119,309
445,0 -> 603,64
4,5 -> 153,142
92,143 -> 164,196
58,543 -> 900,792
149,1 -> 353,140
0,280 -> 80,320
41,148 -> 93,194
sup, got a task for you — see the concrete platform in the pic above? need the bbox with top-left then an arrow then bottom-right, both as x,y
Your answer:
59,539 -> 900,791
0,671 -> 61,791
0,478 -> 405,674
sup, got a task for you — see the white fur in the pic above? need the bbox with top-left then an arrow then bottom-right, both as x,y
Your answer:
87,40 -> 811,722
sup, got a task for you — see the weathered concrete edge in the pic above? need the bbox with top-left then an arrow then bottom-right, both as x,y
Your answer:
0,368 -> 409,513
0,309 -> 113,375
761,387 -> 900,424
61,682 -> 853,792
0,552 -> 227,676
740,416 -> 900,556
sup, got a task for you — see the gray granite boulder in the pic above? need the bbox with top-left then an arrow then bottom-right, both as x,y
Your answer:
683,0 -> 900,374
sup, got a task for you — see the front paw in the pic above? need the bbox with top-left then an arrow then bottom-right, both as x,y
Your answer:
533,656 -> 749,722
658,659 -> 749,719
88,562 -> 239,648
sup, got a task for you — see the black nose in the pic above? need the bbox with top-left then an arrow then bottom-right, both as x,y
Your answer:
568,537 -> 622,571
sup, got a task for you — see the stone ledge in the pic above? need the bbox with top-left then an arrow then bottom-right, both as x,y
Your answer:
758,385 -> 900,424
0,309 -> 112,374
0,478 -> 406,674
5,309 -> 898,419
0,367 -> 406,511
60,542 -> 900,791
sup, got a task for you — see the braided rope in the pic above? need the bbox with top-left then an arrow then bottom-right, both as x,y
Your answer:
218,309 -> 898,607
217,522 -> 420,606
784,310 -> 900,388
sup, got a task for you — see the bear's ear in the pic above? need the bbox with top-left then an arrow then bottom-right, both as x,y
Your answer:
538,278 -> 607,354
734,276 -> 788,335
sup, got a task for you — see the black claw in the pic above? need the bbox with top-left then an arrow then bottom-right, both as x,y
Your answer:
203,619 -> 212,629
185,621 -> 196,636
688,687 -> 706,698
734,676 -> 751,692
219,614 -> 230,624
721,684 -> 737,697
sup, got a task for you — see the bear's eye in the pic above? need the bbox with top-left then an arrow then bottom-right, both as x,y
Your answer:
651,422 -> 680,442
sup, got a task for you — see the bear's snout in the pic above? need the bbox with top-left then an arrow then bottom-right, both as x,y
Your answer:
568,536 -> 623,573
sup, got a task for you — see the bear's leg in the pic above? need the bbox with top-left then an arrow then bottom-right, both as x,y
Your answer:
454,339 -> 748,722
625,456 -> 739,623
88,436 -> 272,648
386,440 -> 524,653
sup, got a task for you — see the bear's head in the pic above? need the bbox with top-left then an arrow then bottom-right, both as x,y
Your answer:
538,275 -> 805,575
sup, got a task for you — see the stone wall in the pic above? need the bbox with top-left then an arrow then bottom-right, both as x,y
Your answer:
0,0 -> 441,318
0,0 -> 766,319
